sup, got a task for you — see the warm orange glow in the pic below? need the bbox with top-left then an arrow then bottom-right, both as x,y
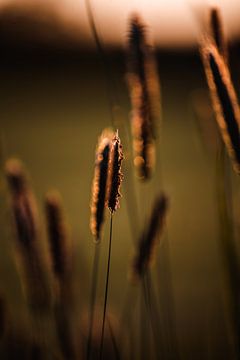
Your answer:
0,0 -> 239,47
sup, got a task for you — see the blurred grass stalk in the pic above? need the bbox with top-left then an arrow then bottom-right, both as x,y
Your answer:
201,7 -> 240,356
5,159 -> 55,358
45,191 -> 78,359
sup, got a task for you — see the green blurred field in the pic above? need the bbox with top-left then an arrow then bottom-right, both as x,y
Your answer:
1,44 -> 240,358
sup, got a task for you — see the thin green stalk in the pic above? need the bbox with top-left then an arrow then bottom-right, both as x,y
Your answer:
87,243 -> 101,360
99,214 -> 113,360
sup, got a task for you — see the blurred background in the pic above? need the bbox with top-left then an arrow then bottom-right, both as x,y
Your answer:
0,0 -> 240,359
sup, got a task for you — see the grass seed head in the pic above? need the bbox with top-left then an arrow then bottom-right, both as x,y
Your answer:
209,7 -> 228,61
90,130 -> 114,241
127,13 -> 160,180
5,158 -> 39,246
107,131 -> 123,214
201,43 -> 240,174
45,190 -> 71,282
131,193 -> 169,281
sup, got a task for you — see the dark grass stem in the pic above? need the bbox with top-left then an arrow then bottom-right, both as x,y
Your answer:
145,272 -> 163,357
107,316 -> 121,360
142,275 -> 159,360
156,234 -> 179,359
119,284 -> 139,359
216,143 -> 240,356
87,243 -> 101,360
99,214 -> 113,360
85,0 -> 115,126
140,278 -> 148,360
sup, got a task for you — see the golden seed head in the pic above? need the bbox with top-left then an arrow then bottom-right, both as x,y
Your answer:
5,158 -> 39,246
127,14 -> 160,181
45,190 -> 71,280
201,43 -> 240,174
107,131 -> 124,213
131,193 -> 169,281
5,158 -> 28,195
90,129 -> 114,241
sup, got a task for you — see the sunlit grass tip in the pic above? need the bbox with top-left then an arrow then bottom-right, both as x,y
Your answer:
127,13 -> 161,181
209,6 -> 228,61
201,42 -> 240,174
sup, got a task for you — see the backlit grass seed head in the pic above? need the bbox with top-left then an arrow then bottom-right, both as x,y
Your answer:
127,14 -> 160,180
127,13 -> 161,138
5,159 -> 52,309
107,131 -> 123,214
5,159 -> 39,246
132,108 -> 156,180
45,191 -> 71,281
128,14 -> 146,80
131,193 -> 169,281
201,43 -> 240,174
5,159 -> 27,195
90,130 -> 114,241
209,7 -> 228,61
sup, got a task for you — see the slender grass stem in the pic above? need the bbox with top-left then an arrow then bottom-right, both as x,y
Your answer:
87,243 -> 101,360
85,0 -> 115,126
216,142 -> 240,356
107,315 -> 121,360
99,214 -> 113,360
119,284 -> 139,360
142,273 -> 160,360
156,235 -> 179,359
140,278 -> 148,360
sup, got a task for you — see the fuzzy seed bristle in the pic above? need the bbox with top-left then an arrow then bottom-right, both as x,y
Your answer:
45,191 -> 70,281
201,43 -> 240,174
90,130 -> 114,241
131,193 -> 169,280
107,131 -> 123,214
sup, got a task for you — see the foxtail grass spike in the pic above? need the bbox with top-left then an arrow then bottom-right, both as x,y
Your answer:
5,159 -> 39,247
132,117 -> 155,181
201,43 -> 240,174
45,191 -> 71,282
5,158 -> 52,311
127,14 -> 160,180
209,7 -> 228,61
107,131 -> 123,214
131,193 -> 169,281
90,130 -> 114,241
